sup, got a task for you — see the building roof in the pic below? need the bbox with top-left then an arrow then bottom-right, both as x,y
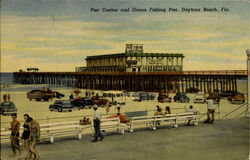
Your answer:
86,53 -> 184,60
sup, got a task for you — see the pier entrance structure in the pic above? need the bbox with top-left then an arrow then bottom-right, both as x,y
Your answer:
13,70 -> 247,93
75,44 -> 184,73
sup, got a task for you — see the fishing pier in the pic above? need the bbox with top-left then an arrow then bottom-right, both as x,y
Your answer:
13,70 -> 247,93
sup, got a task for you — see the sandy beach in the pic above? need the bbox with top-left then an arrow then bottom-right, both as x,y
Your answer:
1,82 -> 248,126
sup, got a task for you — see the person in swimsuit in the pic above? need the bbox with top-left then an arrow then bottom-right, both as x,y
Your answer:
22,114 -> 32,159
6,113 -> 22,158
29,117 -> 40,160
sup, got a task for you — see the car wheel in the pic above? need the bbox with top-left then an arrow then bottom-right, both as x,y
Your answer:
58,108 -> 62,112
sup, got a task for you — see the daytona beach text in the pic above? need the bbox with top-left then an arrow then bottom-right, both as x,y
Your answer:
90,7 -> 230,13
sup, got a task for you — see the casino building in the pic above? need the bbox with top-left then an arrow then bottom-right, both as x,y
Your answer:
75,44 -> 184,72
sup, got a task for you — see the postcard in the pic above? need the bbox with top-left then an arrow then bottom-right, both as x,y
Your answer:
1,0 -> 249,160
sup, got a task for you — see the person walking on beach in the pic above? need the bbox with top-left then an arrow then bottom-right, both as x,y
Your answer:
6,113 -> 22,158
92,105 -> 104,142
29,117 -> 41,160
85,90 -> 89,97
22,114 -> 32,159
205,99 -> 215,123
105,102 -> 111,114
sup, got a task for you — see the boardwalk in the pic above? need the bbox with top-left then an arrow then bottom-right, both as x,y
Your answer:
1,117 -> 248,160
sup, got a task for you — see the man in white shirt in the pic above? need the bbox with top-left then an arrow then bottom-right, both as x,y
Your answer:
92,105 -> 104,142
206,99 -> 215,123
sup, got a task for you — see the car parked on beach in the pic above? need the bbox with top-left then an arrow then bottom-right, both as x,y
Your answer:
103,91 -> 126,105
193,92 -> 206,103
132,92 -> 156,101
173,93 -> 190,103
91,96 -> 109,106
71,97 -> 94,109
55,92 -> 65,98
27,89 -> 65,101
228,93 -> 245,104
220,91 -> 237,98
186,87 -> 199,93
122,91 -> 130,97
49,100 -> 74,112
0,101 -> 17,115
157,93 -> 171,103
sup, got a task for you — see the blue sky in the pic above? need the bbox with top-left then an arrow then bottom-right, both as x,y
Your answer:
1,0 -> 249,72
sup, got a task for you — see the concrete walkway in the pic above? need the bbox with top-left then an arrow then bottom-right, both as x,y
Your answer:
1,118 -> 249,160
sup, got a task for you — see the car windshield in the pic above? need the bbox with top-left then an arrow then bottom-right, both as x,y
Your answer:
30,90 -> 41,93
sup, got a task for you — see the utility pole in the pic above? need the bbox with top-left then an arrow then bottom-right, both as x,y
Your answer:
246,49 -> 250,117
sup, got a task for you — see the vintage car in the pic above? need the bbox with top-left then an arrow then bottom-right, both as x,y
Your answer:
103,91 -> 126,105
157,93 -> 171,103
71,97 -> 94,109
49,100 -> 74,112
122,91 -> 130,97
228,93 -> 245,104
0,101 -> 17,115
91,96 -> 109,106
193,92 -> 206,103
173,93 -> 190,103
186,87 -> 199,93
207,92 -> 220,104
220,91 -> 237,98
27,90 -> 64,101
132,92 -> 156,101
